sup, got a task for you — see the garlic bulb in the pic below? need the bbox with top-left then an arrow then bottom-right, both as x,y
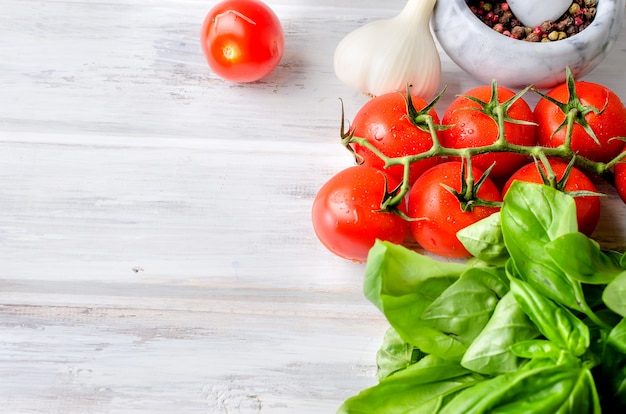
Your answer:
333,0 -> 441,99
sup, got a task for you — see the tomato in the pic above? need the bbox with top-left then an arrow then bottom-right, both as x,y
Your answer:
441,85 -> 536,180
350,92 -> 442,186
311,165 -> 409,262
200,0 -> 284,82
534,80 -> 626,163
615,152 -> 626,205
502,159 -> 601,236
407,162 -> 502,259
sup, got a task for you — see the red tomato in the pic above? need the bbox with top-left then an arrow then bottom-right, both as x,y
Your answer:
311,165 -> 408,262
350,92 -> 442,186
407,162 -> 502,259
502,159 -> 601,236
200,0 -> 284,82
615,152 -> 626,205
441,86 -> 536,180
534,81 -> 626,163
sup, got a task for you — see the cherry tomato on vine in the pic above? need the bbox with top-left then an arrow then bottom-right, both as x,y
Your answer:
350,92 -> 442,186
615,152 -> 626,206
407,161 -> 502,259
534,80 -> 626,163
200,0 -> 284,82
502,159 -> 601,236
311,165 -> 408,262
441,85 -> 536,181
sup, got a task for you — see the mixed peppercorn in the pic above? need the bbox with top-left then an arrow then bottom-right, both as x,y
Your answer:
468,0 -> 598,41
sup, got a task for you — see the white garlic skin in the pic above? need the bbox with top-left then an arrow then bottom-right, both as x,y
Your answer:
333,0 -> 441,99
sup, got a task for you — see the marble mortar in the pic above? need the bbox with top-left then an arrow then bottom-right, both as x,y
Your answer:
432,0 -> 625,90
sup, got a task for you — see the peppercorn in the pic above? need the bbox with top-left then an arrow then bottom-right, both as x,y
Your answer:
525,32 -> 541,42
467,0 -> 596,42
585,8 -> 597,20
566,25 -> 578,36
555,17 -> 571,32
569,3 -> 581,15
510,25 -> 526,39
540,21 -> 552,33
548,30 -> 560,41
499,10 -> 512,24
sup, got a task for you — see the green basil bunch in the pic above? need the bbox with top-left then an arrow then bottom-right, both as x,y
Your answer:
339,182 -> 626,413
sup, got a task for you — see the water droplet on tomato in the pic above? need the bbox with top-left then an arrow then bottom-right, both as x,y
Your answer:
370,124 -> 386,141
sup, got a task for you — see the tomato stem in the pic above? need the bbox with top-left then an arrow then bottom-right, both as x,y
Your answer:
536,152 -> 559,188
532,67 -> 607,147
441,157 -> 502,212
462,156 -> 474,202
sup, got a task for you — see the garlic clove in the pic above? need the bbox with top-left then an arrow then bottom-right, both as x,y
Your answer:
333,0 -> 441,99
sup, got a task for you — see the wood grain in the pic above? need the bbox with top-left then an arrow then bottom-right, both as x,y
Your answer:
0,1 -> 625,412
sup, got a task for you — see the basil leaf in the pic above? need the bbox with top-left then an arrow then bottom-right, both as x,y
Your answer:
597,333 -> 626,408
509,276 -> 590,357
510,339 -> 562,361
501,182 -> 590,314
503,368 -> 600,414
337,355 -> 479,414
545,232 -> 625,285
376,327 -> 424,381
502,181 -> 577,240
608,318 -> 626,354
457,212 -> 509,266
440,364 -> 600,414
605,249 -> 625,268
363,241 -> 467,347
416,266 -> 509,359
461,291 -> 539,376
620,251 -> 626,269
607,365 -> 626,407
604,271 -> 626,318
565,368 -> 603,414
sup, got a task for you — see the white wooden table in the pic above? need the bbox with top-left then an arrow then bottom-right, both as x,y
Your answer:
1,1 -> 625,412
